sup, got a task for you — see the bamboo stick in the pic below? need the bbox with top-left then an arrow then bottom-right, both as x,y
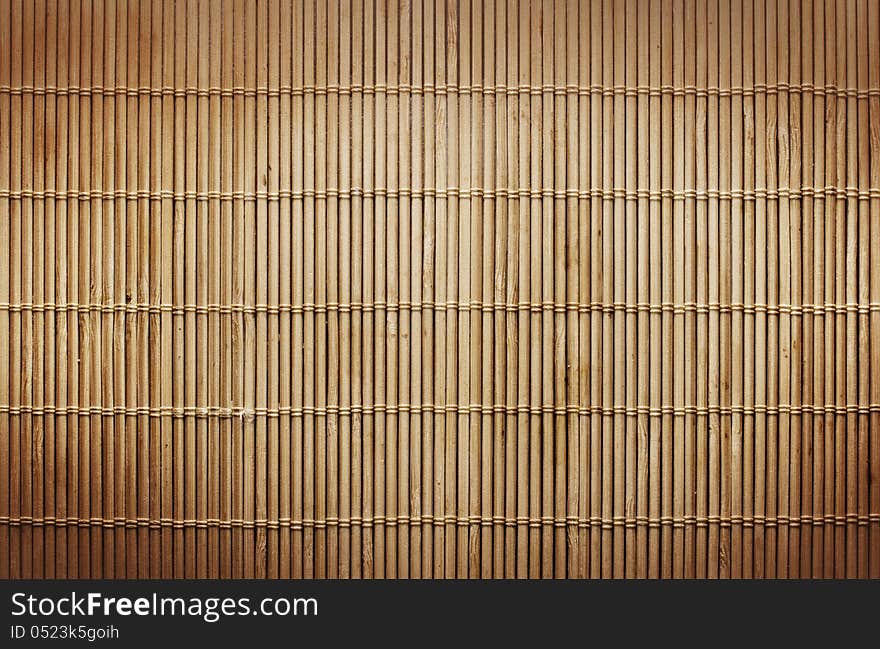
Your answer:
776,0 -> 791,580
731,0 -> 745,580
77,0 -> 90,577
519,0 -> 532,580
753,0 -> 768,579
20,0 -> 34,580
742,0 -> 756,580
44,0 -> 59,580
718,0 -> 732,580
634,0 -> 648,581
396,0 -> 411,580
31,0 -> 46,580
254,0 -> 269,580
265,0 -> 281,581
147,0 -> 161,579
361,0 -> 375,579
432,0 -> 448,580
576,0 -> 590,581
707,0 -> 721,580
854,0 -> 870,580
242,0 -> 257,579
100,0 -> 116,580
766,0 -> 780,580
564,0 -> 580,581
549,0 -> 565,580
338,0 -> 353,580
207,0 -> 222,580
483,0 -> 497,580
623,0 -> 637,580
374,0 -> 387,579
183,0 -> 197,579
219,0 -> 234,579
695,0 -> 709,580
843,0 -> 857,580
647,0 -> 661,580
600,0 -> 613,580
611,0 -> 625,580
682,0 -> 696,580
410,0 -> 425,581
834,0 -> 846,579
323,0 -> 338,580
292,0 -> 306,580
468,1 -> 481,578
277,0 -> 291,581
798,0 -> 814,578
170,0 -> 184,580
196,0 -> 209,579
810,0 -> 827,579
160,0 -> 174,580
789,0 -> 804,578
868,0 -> 880,581
528,0 -> 542,579
460,0 -> 479,579
491,0 -> 506,581
349,0 -> 363,579
125,0 -> 139,578
0,0 -> 11,582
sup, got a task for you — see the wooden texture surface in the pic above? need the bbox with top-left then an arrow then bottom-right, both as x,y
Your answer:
1,0 -> 879,579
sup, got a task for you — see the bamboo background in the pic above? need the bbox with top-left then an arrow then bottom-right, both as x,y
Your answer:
1,0 -> 879,580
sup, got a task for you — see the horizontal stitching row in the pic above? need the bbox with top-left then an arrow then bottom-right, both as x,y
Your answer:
1,187 -> 877,202
1,513 -> 876,530
0,302 -> 877,316
0,403 -> 877,418
1,83 -> 878,99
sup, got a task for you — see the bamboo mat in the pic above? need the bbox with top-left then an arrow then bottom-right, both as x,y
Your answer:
1,0 -> 879,579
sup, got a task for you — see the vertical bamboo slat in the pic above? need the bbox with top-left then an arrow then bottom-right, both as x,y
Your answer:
0,0 -> 878,580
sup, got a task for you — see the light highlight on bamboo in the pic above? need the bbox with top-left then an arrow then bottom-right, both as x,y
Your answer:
0,0 -> 879,579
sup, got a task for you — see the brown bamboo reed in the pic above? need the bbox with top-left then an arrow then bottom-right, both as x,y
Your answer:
844,0 -> 857,580
486,0 -> 498,580
412,0 -> 426,580
0,0 -> 10,581
220,0 -> 234,580
682,0 -> 695,580
600,0 -> 612,580
517,0 -> 528,579
754,0 -> 768,579
565,0 -> 580,581
634,0 -> 648,581
647,0 -> 661,580
707,0 -> 720,579
810,0 -> 825,579
292,0 -> 305,580
742,0 -> 755,580
361,0 -> 375,579
397,0 -> 412,581
196,0 -> 208,579
834,0 -> 846,579
31,0 -> 44,580
1,0 -> 879,580
665,0 -> 678,580
125,0 -> 138,578
576,0 -> 590,581
869,0 -> 880,581
719,0 -> 732,580
44,0 -> 58,580
170,0 -> 183,580
731,0 -> 744,580
623,0 -> 637,580
855,0 -> 870,580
